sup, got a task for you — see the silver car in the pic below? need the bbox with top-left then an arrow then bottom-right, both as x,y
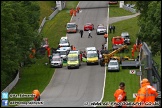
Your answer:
96,24 -> 107,35
107,60 -> 120,72
121,32 -> 131,45
50,56 -> 63,68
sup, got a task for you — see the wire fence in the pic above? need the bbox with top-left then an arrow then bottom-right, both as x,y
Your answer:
122,5 -> 136,13
140,42 -> 161,104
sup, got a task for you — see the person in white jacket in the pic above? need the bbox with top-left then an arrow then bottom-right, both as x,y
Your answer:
88,30 -> 92,38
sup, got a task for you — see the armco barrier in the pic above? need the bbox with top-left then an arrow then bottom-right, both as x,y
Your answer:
38,17 -> 46,34
48,7 -> 59,20
2,72 -> 19,93
123,5 -> 136,13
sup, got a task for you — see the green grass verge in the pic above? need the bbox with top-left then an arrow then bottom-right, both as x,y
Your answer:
8,56 -> 54,107
41,1 -> 79,48
102,9 -> 140,104
109,6 -> 133,17
37,1 -> 56,25
153,55 -> 161,76
102,68 -> 140,103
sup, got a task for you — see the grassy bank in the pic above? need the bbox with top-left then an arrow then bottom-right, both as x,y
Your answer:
109,6 -> 133,17
41,1 -> 79,48
102,12 -> 140,103
37,1 -> 56,25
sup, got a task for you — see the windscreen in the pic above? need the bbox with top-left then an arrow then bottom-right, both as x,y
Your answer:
109,62 -> 118,65
60,51 -> 67,55
52,58 -> 61,61
98,26 -> 104,29
68,56 -> 78,61
67,24 -> 76,28
60,39 -> 68,44
124,36 -> 130,39
87,53 -> 98,58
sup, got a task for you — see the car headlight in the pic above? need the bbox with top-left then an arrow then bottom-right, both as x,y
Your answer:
114,67 -> 117,69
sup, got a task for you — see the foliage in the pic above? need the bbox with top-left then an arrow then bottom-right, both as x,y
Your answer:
1,1 -> 41,91
136,1 -> 161,56
136,1 -> 152,17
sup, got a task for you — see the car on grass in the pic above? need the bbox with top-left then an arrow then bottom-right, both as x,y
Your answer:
84,23 -> 94,31
59,37 -> 70,47
107,59 -> 120,72
66,22 -> 78,33
50,56 -> 63,68
121,32 -> 131,45
96,24 -> 107,35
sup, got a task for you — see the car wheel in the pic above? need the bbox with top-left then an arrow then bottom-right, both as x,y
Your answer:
87,63 -> 89,65
67,66 -> 70,69
60,64 -> 63,68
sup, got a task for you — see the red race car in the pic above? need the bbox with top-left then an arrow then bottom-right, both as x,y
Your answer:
84,23 -> 94,31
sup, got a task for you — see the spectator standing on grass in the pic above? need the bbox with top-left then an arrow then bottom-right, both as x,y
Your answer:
133,43 -> 137,52
109,25 -> 112,33
33,89 -> 41,101
114,82 -> 127,107
134,78 -> 158,107
112,25 -> 115,33
131,48 -> 134,59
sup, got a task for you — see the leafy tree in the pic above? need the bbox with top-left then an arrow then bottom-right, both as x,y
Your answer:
136,1 -> 161,55
1,1 -> 41,91
136,1 -> 152,18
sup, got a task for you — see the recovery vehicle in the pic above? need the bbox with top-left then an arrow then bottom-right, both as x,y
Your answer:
100,45 -> 128,66
121,56 -> 139,69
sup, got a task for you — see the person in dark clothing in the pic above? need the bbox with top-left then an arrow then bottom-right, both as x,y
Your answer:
112,25 -> 115,33
109,25 -> 112,33
51,47 -> 57,53
79,30 -> 83,38
49,55 -> 52,64
102,44 -> 104,50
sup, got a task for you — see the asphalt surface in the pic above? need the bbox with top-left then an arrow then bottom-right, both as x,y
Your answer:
19,1 -> 140,107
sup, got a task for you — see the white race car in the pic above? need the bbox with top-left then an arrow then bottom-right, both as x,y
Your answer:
59,37 -> 70,47
96,24 -> 107,35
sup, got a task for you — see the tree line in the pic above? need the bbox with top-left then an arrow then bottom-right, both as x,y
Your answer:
136,1 -> 161,56
1,1 -> 43,91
